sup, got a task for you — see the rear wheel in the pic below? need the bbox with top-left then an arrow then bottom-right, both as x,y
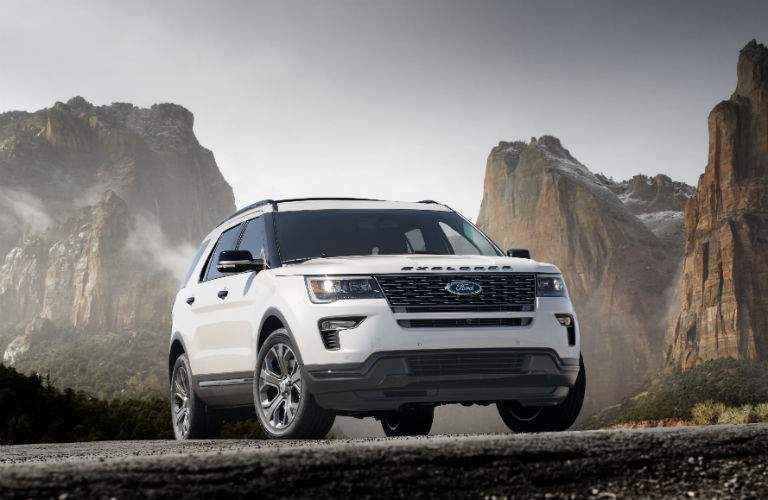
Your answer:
170,353 -> 214,439
497,356 -> 586,433
380,406 -> 434,437
254,329 -> 335,439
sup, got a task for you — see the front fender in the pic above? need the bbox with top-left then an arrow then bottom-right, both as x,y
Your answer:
257,306 -> 307,365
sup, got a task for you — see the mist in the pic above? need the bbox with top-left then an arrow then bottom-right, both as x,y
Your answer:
0,187 -> 52,233
126,214 -> 197,283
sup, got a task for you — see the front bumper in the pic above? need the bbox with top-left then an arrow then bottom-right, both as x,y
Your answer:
303,348 -> 580,413
277,275 -> 580,367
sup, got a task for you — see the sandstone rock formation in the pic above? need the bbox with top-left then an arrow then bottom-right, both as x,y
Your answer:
477,136 -> 678,405
667,40 -> 768,369
607,174 -> 694,215
600,174 -> 694,256
0,98 -> 235,388
0,97 -> 234,255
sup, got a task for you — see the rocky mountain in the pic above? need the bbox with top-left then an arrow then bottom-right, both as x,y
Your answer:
477,136 -> 680,406
0,98 -> 235,393
667,40 -> 768,369
598,174 -> 694,256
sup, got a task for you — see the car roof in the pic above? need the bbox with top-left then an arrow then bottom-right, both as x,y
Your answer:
213,198 -> 452,231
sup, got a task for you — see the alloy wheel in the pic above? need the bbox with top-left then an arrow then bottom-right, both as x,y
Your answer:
258,343 -> 302,431
172,364 -> 191,438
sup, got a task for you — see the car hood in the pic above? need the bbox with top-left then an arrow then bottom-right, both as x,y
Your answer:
272,254 -> 560,276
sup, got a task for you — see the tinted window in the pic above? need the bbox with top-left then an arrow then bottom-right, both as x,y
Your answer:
275,209 -> 501,262
202,223 -> 243,281
183,239 -> 210,287
404,228 -> 426,253
238,217 -> 267,260
438,222 -> 498,255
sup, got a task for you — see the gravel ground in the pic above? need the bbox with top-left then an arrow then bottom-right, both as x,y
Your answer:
1,424 -> 767,499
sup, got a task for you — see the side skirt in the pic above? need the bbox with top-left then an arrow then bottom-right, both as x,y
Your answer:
194,372 -> 254,408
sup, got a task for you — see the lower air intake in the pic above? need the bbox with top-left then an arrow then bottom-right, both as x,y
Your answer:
406,351 -> 527,376
397,318 -> 533,328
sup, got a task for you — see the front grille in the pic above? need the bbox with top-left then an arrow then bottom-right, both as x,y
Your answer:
397,318 -> 533,328
406,351 -> 527,376
375,273 -> 536,312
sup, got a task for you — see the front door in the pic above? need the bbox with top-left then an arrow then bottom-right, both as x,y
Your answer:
188,222 -> 252,375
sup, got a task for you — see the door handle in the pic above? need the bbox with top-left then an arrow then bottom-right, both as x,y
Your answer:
186,296 -> 195,305
217,290 -> 229,299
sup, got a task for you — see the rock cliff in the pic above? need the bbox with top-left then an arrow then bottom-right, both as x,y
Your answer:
477,136 -> 678,405
601,174 -> 694,256
0,98 -> 235,389
667,40 -> 768,368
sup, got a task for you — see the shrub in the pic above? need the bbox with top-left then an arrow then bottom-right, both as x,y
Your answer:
0,363 -> 270,443
690,401 -> 727,425
0,363 -> 172,444
717,404 -> 757,425
591,358 -> 768,427
754,403 -> 768,422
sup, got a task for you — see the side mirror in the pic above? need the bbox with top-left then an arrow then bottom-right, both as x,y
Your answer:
507,248 -> 531,259
217,250 -> 264,273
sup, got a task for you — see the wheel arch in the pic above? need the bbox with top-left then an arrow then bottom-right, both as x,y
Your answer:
169,332 -> 188,380
257,308 -> 304,364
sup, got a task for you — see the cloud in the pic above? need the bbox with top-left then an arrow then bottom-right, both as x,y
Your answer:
0,188 -> 52,233
126,214 -> 197,283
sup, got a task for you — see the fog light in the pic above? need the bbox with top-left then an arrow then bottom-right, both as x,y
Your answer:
320,318 -> 364,331
318,316 -> 365,350
555,314 -> 576,346
556,315 -> 572,327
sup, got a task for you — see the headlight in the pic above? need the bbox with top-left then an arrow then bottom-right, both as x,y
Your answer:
305,276 -> 383,303
537,274 -> 567,297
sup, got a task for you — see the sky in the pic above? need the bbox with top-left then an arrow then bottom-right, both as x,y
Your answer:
1,0 -> 766,220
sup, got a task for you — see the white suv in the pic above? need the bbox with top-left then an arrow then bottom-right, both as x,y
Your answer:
169,198 -> 584,439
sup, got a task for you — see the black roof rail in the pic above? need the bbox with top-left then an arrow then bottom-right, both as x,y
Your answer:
274,197 -> 383,204
216,197 -> 389,227
418,199 -> 439,204
216,199 -> 275,227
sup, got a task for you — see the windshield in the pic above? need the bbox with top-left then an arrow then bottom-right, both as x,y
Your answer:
275,209 -> 501,262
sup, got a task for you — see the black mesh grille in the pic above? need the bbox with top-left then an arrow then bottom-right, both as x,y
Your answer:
375,273 -> 536,312
398,318 -> 533,328
406,351 -> 527,376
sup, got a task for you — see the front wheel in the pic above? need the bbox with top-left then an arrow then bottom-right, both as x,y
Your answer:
497,355 -> 586,433
254,329 -> 335,439
380,406 -> 434,437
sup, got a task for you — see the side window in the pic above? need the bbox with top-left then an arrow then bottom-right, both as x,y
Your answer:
202,223 -> 244,281
238,216 -> 267,260
182,239 -> 210,288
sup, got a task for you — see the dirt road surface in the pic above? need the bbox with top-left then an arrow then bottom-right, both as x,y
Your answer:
1,424 -> 767,498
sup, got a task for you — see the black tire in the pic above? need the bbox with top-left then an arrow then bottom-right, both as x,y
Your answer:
254,329 -> 335,439
497,356 -> 586,433
170,353 -> 215,439
380,406 -> 434,437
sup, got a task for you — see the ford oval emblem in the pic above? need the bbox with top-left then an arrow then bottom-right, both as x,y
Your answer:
445,280 -> 482,296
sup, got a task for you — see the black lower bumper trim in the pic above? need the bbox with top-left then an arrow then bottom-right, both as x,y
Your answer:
303,348 -> 579,413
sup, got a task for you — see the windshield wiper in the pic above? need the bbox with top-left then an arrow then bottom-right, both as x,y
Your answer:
281,254 -> 328,265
